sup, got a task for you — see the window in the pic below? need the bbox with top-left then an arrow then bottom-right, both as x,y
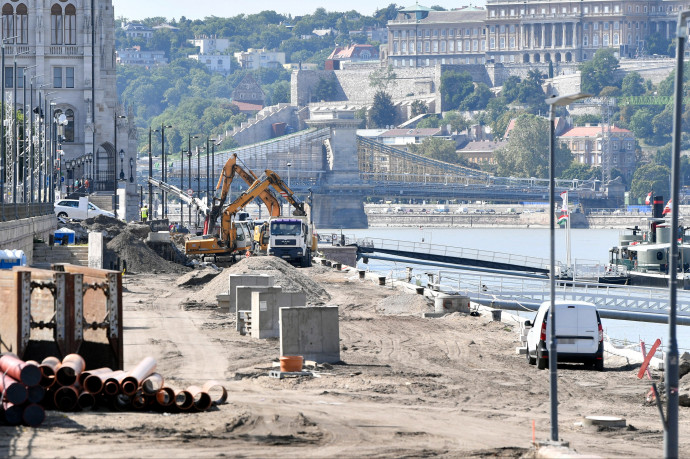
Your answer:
424,29 -> 430,37
604,6 -> 609,13
593,35 -> 599,46
613,33 -> 619,45
583,35 -> 588,46
481,40 -> 486,51
441,29 -> 446,37
402,41 -> 407,53
465,39 -> 470,51
510,55 -> 515,62
393,42 -> 398,53
636,6 -> 639,13
489,37 -> 495,49
500,25 -> 505,33
510,8 -> 515,16
603,34 -> 609,46
510,25 -> 515,33
593,22 -> 598,30
509,37 -> 515,49
490,10 -> 495,17
3,3 -> 13,42
499,37 -> 505,49
473,39 -> 478,51
584,6 -> 589,13
393,30 -> 399,38
584,23 -> 589,30
614,21 -> 619,30
594,6 -> 599,13
466,29 -> 471,36
4,66 -> 12,88
16,4 -> 28,44
51,4 -> 63,45
448,40 -> 454,52
440,41 -> 445,52
53,67 -> 62,88
424,41 -> 430,52
64,109 -> 74,142
562,7 -> 567,13
604,22 -> 609,30
65,4 -> 76,45
432,29 -> 438,37
410,41 -> 415,53
432,41 -> 438,52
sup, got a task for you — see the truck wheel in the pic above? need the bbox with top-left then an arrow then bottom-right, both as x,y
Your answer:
526,345 -> 536,365
594,358 -> 604,372
306,248 -> 312,267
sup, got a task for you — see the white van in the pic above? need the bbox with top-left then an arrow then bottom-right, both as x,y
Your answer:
525,300 -> 604,371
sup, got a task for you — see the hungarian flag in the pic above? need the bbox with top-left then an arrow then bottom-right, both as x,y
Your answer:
663,199 -> 672,215
645,192 -> 652,205
557,212 -> 568,225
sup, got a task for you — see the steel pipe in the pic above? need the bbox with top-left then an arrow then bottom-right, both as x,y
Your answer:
202,380 -> 228,406
53,385 -> 79,411
0,373 -> 28,405
1,402 -> 22,425
56,354 -> 86,386
187,385 -> 212,411
121,357 -> 157,396
39,356 -> 60,388
142,373 -> 164,395
156,387 -> 175,407
26,384 -> 45,404
102,370 -> 127,395
173,388 -> 193,411
77,391 -> 96,410
22,403 -> 45,427
0,354 -> 41,386
131,390 -> 147,410
82,368 -> 114,394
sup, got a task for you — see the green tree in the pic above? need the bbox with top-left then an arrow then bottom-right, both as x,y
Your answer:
501,76 -> 521,103
408,137 -> 458,163
621,71 -> 646,97
630,163 -> 670,200
573,114 -> 601,125
459,83 -> 492,111
443,111 -> 470,133
629,107 -> 655,140
559,162 -> 601,181
579,48 -> 620,95
416,116 -> 441,128
369,90 -> 397,128
440,70 -> 474,110
493,114 -> 571,178
313,75 -> 340,101
410,100 -> 428,117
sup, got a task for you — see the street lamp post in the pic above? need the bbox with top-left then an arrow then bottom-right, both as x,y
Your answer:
187,150 -> 192,227
545,92 -> 590,444
119,149 -> 125,181
180,149 -> 187,227
160,124 -> 172,218
113,112 -> 126,192
665,12 -> 690,457
148,128 -> 153,214
129,157 -> 134,183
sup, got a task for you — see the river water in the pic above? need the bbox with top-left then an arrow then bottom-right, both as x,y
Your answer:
325,226 -> 690,354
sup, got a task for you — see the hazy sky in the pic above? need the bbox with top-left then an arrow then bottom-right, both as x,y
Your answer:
111,0 -> 479,20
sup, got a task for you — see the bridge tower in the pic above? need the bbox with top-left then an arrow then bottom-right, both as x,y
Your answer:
305,109 -> 369,229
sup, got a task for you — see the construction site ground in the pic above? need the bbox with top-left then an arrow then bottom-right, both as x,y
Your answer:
2,261 -> 689,458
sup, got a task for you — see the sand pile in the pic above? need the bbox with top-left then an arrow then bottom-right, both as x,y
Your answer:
377,293 -> 434,315
176,266 -> 222,287
188,256 -> 330,305
107,228 -> 191,274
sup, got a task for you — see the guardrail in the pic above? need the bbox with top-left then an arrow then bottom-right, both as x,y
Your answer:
0,203 -> 54,222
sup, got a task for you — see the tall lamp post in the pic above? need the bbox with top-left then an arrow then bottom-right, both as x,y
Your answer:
187,134 -> 199,228
187,149 -> 192,226
118,149 -> 125,181
545,92 -> 590,444
159,124 -> 172,218
147,127 -> 153,215
113,113 -> 126,192
665,11 -> 690,457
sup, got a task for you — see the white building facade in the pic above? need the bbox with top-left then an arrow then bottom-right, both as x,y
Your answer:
1,0 -> 138,219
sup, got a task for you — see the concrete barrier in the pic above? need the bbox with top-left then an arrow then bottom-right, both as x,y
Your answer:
228,274 -> 274,313
251,290 -> 306,339
279,306 -> 340,363
236,286 -> 282,332
88,232 -> 105,269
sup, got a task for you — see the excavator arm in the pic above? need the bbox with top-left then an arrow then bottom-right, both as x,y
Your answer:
264,169 -> 307,216
207,154 -> 281,235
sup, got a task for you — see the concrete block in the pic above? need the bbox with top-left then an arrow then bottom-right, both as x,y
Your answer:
88,232 -> 105,269
146,231 -> 171,243
434,294 -> 470,314
228,274 -> 274,313
217,293 -> 230,310
279,306 -> 340,363
250,290 -> 306,339
236,286 -> 282,331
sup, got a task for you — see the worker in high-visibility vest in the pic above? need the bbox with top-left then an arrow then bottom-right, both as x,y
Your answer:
141,205 -> 149,223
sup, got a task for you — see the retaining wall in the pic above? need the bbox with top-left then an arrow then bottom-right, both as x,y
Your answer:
0,214 -> 55,263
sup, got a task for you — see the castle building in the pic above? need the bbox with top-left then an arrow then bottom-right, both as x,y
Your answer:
1,1 -> 138,219
386,1 -> 688,67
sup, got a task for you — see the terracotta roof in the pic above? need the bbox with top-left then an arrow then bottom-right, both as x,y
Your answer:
459,140 -> 507,152
504,118 -> 517,137
328,44 -> 379,60
231,101 -> 263,112
560,125 -> 633,137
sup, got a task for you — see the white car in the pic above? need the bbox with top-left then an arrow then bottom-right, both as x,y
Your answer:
54,199 -> 115,220
525,300 -> 604,371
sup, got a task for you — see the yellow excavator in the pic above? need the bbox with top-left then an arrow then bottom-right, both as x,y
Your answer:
185,154 -> 282,257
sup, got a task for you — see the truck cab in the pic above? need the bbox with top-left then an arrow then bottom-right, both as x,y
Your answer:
267,217 -> 313,267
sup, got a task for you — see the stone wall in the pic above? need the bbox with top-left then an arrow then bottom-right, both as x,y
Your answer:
230,104 -> 298,147
0,215 -> 56,263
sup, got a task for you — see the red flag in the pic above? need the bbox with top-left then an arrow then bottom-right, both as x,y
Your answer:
645,192 -> 652,205
663,199 -> 672,215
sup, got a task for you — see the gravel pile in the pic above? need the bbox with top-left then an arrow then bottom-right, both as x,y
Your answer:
188,256 -> 330,305
107,228 -> 191,274
176,267 -> 222,287
81,215 -> 127,239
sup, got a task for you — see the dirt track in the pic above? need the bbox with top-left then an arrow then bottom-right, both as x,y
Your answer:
1,263 -> 688,458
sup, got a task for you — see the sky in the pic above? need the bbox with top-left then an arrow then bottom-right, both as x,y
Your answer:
111,0 -> 479,21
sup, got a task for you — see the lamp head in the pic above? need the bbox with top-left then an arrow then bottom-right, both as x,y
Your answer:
119,149 -> 125,159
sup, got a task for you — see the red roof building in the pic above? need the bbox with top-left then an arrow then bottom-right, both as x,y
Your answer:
325,44 -> 379,70
560,124 -> 636,180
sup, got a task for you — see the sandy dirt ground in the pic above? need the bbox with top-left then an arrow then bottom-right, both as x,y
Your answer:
1,261 -> 689,458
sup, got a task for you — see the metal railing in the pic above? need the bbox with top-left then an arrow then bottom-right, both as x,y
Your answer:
0,202 -> 53,222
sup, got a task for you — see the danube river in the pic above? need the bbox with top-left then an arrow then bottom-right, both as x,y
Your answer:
328,226 -> 690,353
